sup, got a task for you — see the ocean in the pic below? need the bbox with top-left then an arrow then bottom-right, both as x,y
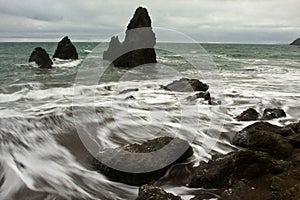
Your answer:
0,42 -> 300,200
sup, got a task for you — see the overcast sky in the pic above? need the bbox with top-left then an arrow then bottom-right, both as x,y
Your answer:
0,0 -> 299,43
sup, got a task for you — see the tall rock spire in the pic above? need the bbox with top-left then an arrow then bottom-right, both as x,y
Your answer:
103,7 -> 157,68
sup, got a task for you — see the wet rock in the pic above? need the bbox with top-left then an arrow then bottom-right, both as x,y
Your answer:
103,7 -> 157,68
236,122 -> 294,138
290,38 -> 300,45
125,95 -> 135,100
285,121 -> 300,134
29,47 -> 53,68
163,78 -> 209,92
92,137 -> 193,186
270,176 -> 283,191
136,185 -> 182,200
284,184 -> 300,200
220,189 -> 239,200
287,134 -> 300,148
268,192 -> 285,200
291,153 -> 300,168
233,122 -> 294,159
187,92 -> 211,102
53,36 -> 78,60
235,108 -> 260,121
189,150 -> 283,189
190,192 -> 221,200
119,88 -> 139,94
219,180 -> 250,200
261,108 -> 286,120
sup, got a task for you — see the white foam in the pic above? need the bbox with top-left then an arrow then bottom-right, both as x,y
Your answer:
52,59 -> 82,68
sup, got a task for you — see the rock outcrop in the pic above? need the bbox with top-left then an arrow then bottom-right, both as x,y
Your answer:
53,36 -> 78,60
189,150 -> 284,189
232,122 -> 294,159
163,78 -> 209,92
235,108 -> 260,121
103,7 -> 157,68
290,38 -> 300,45
92,137 -> 193,186
187,120 -> 300,200
29,47 -> 53,68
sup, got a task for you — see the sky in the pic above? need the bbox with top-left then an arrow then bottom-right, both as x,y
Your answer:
0,0 -> 299,43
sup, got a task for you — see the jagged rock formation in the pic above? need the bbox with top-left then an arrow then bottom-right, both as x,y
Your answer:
103,7 -> 157,68
53,36 -> 78,59
29,47 -> 53,68
290,38 -> 300,45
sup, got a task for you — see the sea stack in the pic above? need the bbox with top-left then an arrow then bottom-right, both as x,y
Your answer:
103,7 -> 157,68
53,36 -> 78,59
290,38 -> 300,45
29,47 -> 53,68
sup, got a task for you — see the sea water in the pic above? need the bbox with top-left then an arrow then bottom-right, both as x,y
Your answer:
0,42 -> 300,200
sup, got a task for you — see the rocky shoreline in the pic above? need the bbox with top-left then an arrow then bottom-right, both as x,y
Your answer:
84,78 -> 300,200
130,120 -> 300,200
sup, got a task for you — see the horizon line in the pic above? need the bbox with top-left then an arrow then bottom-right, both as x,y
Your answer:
0,40 -> 289,45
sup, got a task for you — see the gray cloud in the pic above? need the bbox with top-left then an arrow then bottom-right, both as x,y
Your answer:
0,0 -> 299,43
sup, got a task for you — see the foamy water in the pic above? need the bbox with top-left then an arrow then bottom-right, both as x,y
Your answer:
0,42 -> 300,199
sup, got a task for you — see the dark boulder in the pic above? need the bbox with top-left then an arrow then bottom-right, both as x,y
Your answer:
103,7 -> 157,68
92,137 -> 193,186
232,122 -> 294,159
29,47 -> 53,68
189,150 -> 284,189
53,36 -> 78,60
290,38 -> 300,45
163,78 -> 209,92
136,185 -> 182,200
261,108 -> 286,120
235,108 -> 260,121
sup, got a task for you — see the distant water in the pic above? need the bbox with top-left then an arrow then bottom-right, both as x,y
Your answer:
0,42 -> 300,200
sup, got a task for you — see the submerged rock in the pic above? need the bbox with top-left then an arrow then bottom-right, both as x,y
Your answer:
118,88 -> 139,95
136,185 -> 182,200
189,150 -> 284,189
261,108 -> 286,120
92,137 -> 193,186
232,122 -> 294,159
29,47 -> 53,68
103,7 -> 157,68
290,38 -> 300,45
163,78 -> 209,92
235,108 -> 259,121
53,36 -> 78,60
187,91 -> 211,102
